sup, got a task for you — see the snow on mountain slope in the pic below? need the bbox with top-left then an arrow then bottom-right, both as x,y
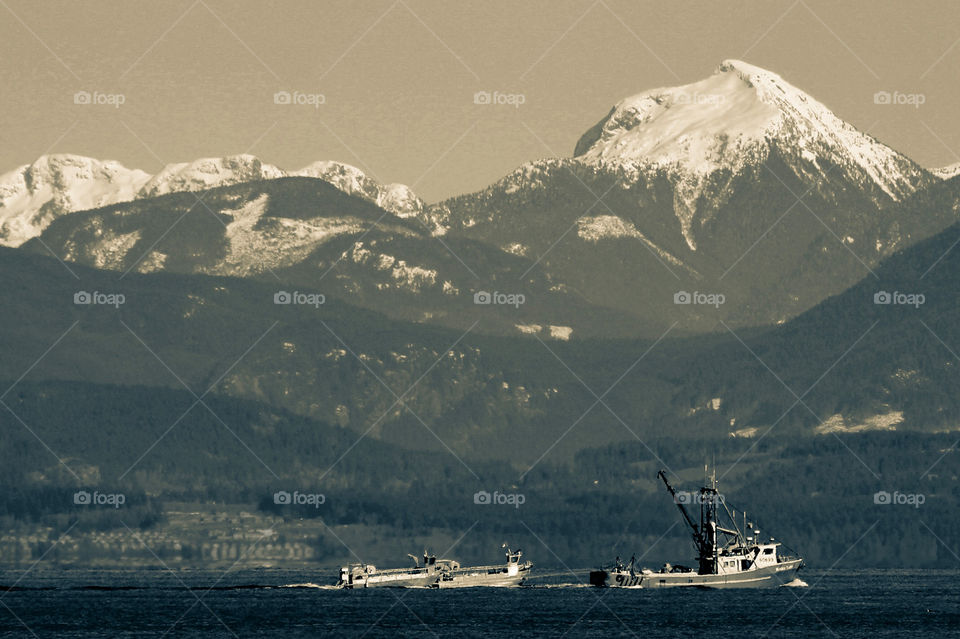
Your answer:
293,161 -> 424,220
0,154 -> 424,247
574,60 -> 929,249
931,162 -> 960,180
137,155 -> 285,198
0,155 -> 151,247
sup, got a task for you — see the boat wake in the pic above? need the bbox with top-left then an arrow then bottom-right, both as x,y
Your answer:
280,583 -> 338,590
783,578 -> 809,588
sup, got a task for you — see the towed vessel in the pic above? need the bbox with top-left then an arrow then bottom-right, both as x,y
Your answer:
337,545 -> 531,588
590,469 -> 803,589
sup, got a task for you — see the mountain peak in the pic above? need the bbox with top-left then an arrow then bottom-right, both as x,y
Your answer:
574,59 -> 927,215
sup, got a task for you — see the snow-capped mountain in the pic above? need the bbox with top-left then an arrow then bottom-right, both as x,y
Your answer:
0,155 -> 152,248
572,59 -> 929,250
931,162 -> 960,180
431,60 -> 951,334
0,154 -> 424,247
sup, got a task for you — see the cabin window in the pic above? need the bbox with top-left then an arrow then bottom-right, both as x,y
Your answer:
763,548 -> 774,555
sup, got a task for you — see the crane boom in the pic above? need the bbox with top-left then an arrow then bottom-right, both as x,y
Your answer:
657,469 -> 702,554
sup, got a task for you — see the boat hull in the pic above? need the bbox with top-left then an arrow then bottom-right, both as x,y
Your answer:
592,559 -> 803,589
434,565 -> 533,588
340,571 -> 439,588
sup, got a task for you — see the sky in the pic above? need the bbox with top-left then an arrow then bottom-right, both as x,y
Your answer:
1,0 -> 958,202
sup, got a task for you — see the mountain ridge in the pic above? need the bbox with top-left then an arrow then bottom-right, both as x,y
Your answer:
0,153 -> 424,247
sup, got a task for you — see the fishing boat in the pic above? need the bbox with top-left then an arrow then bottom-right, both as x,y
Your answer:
590,469 -> 803,589
434,547 -> 532,588
337,545 -> 532,588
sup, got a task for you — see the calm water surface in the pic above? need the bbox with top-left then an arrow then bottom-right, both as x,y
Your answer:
0,569 -> 956,637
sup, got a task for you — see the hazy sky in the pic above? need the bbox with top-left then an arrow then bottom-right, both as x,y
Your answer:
1,0 -> 958,202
